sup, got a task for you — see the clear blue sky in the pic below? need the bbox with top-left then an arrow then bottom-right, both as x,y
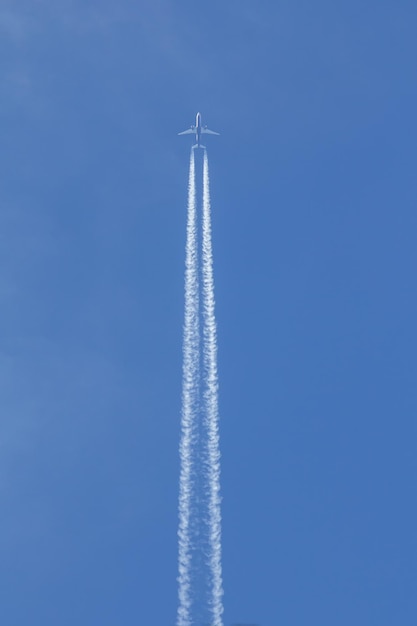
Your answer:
0,2 -> 416,625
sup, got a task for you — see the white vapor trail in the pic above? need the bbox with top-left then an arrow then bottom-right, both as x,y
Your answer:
177,148 -> 199,626
177,147 -> 224,626
202,149 -> 224,626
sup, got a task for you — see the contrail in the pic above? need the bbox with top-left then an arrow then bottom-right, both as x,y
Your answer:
177,148 -> 199,626
177,147 -> 224,626
202,149 -> 224,626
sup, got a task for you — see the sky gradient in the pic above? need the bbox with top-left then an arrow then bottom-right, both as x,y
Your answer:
0,2 -> 416,625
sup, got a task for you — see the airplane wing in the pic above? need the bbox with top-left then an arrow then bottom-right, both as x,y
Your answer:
201,128 -> 220,135
178,128 -> 195,135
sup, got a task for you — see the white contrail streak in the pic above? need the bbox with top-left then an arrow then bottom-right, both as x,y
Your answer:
177,148 -> 199,626
202,149 -> 224,626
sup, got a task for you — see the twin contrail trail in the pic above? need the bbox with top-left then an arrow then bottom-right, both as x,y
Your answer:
177,148 -> 224,626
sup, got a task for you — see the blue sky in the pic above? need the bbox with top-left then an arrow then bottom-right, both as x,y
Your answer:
0,1 -> 416,625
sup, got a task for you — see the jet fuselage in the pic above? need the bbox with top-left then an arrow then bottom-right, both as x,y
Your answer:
178,112 -> 219,148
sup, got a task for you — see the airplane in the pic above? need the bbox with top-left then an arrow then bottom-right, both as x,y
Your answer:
178,112 -> 219,148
